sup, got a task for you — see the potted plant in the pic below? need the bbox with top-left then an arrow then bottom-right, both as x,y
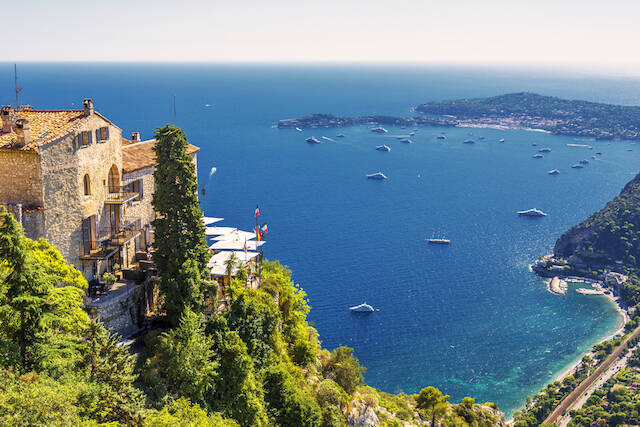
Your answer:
102,271 -> 117,291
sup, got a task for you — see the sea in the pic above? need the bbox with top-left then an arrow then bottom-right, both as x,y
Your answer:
6,63 -> 640,416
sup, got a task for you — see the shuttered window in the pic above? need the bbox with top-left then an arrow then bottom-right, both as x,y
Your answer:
131,179 -> 144,201
80,130 -> 92,146
82,215 -> 97,254
96,126 -> 109,142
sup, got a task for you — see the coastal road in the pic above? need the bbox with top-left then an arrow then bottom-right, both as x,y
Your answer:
543,324 -> 640,425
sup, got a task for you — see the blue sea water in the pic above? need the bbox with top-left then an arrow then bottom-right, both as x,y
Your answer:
5,63 -> 640,416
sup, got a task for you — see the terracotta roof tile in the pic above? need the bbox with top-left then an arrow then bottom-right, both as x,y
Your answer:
122,139 -> 200,174
0,110 -> 87,150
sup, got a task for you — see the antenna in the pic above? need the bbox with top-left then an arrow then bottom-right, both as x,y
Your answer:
14,64 -> 21,110
173,94 -> 176,124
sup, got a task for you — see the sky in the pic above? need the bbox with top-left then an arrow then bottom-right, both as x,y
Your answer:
4,0 -> 640,71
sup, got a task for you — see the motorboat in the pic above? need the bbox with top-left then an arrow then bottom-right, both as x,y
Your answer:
532,154 -> 543,158
548,169 -> 560,175
579,159 -> 589,164
532,143 -> 539,146
321,136 -> 335,142
517,208 -> 548,217
572,164 -> 584,168
463,139 -> 475,144
295,127 -> 303,132
427,238 -> 451,245
376,145 -> 391,152
436,135 -> 446,140
366,172 -> 387,180
350,302 -> 374,313
539,147 -> 551,153
371,127 -> 388,133
399,138 -> 413,143
499,138 -> 505,143
336,134 -> 345,138
306,136 -> 322,144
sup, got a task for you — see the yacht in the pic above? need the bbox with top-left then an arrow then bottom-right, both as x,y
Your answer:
371,127 -> 388,134
539,147 -> 552,153
517,208 -> 548,217
532,154 -> 543,158
321,136 -> 335,142
463,139 -> 475,144
350,302 -> 374,313
376,145 -> 391,152
295,127 -> 303,132
366,172 -> 387,180
548,169 -> 560,175
572,164 -> 584,168
427,238 -> 451,245
306,136 -> 322,144
499,138 -> 505,143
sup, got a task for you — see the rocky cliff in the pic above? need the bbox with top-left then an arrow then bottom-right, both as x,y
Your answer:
554,171 -> 640,266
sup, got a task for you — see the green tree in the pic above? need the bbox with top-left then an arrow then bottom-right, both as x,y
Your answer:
205,316 -> 268,426
145,308 -> 217,405
416,386 -> 450,427
322,346 -> 365,394
144,397 -> 238,427
0,207 -> 88,372
80,317 -> 143,423
151,125 -> 210,325
263,362 -> 322,427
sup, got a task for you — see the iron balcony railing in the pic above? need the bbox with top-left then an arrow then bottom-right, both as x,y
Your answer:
105,185 -> 138,204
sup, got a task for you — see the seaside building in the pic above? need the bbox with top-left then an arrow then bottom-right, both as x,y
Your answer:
0,100 -> 199,284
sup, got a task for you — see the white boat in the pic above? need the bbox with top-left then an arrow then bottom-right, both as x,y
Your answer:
463,139 -> 475,144
306,136 -> 322,144
336,134 -> 345,138
532,154 -> 543,159
479,136 -> 485,140
572,164 -> 584,169
539,147 -> 551,153
376,145 -> 391,152
371,127 -> 388,134
436,135 -> 446,140
532,143 -> 539,147
366,172 -> 387,180
499,138 -> 505,143
427,238 -> 451,245
579,159 -> 589,164
321,136 -> 335,142
399,138 -> 413,144
295,127 -> 303,132
517,208 -> 548,217
350,302 -> 374,312
548,169 -> 560,175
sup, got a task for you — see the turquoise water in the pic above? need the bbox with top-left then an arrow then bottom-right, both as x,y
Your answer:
4,63 -> 639,416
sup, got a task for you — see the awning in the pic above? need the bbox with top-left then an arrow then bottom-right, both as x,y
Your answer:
207,250 -> 260,267
202,216 -> 224,225
205,226 -> 237,236
209,239 -> 266,251
213,230 -> 256,241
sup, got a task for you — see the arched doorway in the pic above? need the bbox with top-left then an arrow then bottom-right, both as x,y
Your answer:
108,165 -> 120,193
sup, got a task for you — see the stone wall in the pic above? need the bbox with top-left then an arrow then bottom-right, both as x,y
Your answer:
86,282 -> 145,338
0,149 -> 43,206
123,165 -> 156,251
1,203 -> 45,241
38,114 -> 122,280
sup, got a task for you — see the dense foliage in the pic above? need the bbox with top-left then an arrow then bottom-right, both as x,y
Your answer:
151,125 -> 211,325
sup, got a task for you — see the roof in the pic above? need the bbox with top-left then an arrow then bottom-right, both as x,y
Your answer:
0,110 -> 87,150
122,139 -> 200,174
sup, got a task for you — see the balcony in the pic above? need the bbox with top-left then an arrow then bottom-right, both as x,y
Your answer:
108,218 -> 142,246
79,239 -> 119,260
105,185 -> 138,205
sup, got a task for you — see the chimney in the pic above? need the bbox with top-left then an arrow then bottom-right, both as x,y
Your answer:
14,118 -> 30,147
83,98 -> 94,116
130,131 -> 141,142
1,106 -> 13,133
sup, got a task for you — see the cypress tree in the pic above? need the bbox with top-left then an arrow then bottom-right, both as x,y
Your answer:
151,125 -> 210,325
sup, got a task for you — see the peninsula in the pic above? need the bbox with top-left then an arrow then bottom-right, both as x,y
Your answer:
279,92 -> 640,141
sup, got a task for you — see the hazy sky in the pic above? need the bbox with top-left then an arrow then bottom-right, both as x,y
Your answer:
5,0 -> 640,69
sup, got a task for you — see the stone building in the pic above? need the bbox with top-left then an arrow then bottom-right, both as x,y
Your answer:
0,100 -> 199,283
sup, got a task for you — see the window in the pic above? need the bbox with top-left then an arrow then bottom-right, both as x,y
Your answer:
95,126 -> 109,142
131,179 -> 144,201
78,130 -> 92,147
83,174 -> 91,196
